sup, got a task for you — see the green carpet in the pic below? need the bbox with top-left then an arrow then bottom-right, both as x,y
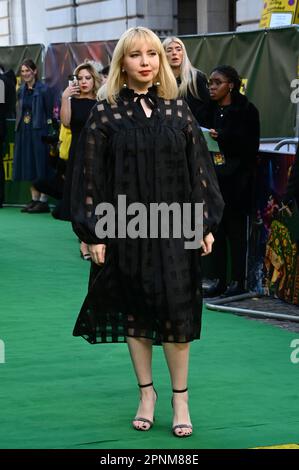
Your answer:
1,208 -> 299,449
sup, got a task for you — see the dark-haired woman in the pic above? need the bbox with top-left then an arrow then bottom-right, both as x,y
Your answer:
204,65 -> 260,296
13,59 -> 54,213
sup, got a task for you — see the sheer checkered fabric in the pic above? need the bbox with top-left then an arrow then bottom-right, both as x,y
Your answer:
71,86 -> 224,344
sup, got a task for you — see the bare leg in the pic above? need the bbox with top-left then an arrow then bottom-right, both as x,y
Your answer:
127,336 -> 157,430
30,186 -> 40,201
163,342 -> 192,436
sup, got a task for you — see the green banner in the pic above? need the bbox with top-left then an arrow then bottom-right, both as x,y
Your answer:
182,26 -> 299,138
0,44 -> 45,82
2,31 -> 299,204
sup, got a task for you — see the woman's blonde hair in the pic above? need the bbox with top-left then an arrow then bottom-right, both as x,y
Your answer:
73,62 -> 101,97
162,36 -> 205,99
97,27 -> 178,103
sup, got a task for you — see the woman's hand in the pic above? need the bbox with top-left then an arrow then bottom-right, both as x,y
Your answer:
209,128 -> 218,139
88,243 -> 106,265
62,84 -> 80,99
60,84 -> 80,127
200,232 -> 214,256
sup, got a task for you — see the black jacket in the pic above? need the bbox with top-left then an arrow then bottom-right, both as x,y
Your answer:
177,71 -> 210,126
203,92 -> 260,213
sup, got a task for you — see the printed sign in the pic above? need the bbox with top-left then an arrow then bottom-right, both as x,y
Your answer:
260,0 -> 299,28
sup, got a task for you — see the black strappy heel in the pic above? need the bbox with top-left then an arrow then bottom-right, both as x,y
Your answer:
171,388 -> 193,438
132,382 -> 158,431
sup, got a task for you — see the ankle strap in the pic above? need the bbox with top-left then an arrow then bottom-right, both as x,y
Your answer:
138,382 -> 153,388
172,387 -> 188,393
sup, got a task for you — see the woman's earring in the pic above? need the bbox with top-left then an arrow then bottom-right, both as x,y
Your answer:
155,81 -> 160,86
122,68 -> 127,87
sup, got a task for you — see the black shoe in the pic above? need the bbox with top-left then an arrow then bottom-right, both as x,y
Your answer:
132,382 -> 158,431
80,250 -> 91,261
20,200 -> 38,212
203,278 -> 226,297
27,201 -> 50,213
171,388 -> 193,438
223,281 -> 246,297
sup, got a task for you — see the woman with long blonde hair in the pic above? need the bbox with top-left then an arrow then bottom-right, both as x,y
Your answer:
71,27 -> 224,438
60,62 -> 101,259
163,36 -> 209,125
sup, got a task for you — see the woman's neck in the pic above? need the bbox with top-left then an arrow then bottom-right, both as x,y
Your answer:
172,66 -> 181,79
78,92 -> 95,100
217,94 -> 232,107
26,79 -> 36,89
131,84 -> 152,95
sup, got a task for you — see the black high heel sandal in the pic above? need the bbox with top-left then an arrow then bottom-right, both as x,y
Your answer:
80,249 -> 91,261
171,388 -> 193,438
132,382 -> 158,431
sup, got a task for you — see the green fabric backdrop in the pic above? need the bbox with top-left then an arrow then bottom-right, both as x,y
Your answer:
182,26 -> 299,138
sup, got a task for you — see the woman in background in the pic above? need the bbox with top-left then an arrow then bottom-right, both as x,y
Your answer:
162,36 -> 209,125
60,62 -> 101,259
13,59 -> 54,213
205,65 -> 260,296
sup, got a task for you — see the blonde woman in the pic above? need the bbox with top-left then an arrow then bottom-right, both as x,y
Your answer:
163,36 -> 209,125
60,62 -> 101,259
71,27 -> 224,437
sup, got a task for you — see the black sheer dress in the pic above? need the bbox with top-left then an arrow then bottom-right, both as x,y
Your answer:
71,86 -> 224,345
59,97 -> 97,220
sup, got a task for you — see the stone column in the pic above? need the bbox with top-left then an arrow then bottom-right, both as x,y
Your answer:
197,0 -> 230,33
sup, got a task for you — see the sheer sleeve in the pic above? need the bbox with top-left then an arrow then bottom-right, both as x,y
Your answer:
184,113 -> 224,236
71,108 -> 109,244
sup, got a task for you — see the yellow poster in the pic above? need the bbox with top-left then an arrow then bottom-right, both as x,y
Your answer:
259,0 -> 299,28
240,78 -> 248,95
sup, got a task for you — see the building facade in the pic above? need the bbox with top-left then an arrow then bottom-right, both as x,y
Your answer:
0,0 -> 264,47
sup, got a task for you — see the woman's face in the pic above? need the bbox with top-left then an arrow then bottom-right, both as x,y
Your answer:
208,71 -> 232,102
21,65 -> 36,83
122,40 -> 160,91
164,41 -> 184,68
77,68 -> 94,95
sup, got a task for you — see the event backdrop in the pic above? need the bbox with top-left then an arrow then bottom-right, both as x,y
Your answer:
42,26 -> 299,139
44,40 -> 117,110
1,29 -> 298,297
182,25 -> 299,139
